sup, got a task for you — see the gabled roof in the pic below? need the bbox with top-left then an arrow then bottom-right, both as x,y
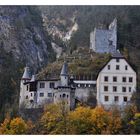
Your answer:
111,50 -> 124,58
22,67 -> 31,80
60,61 -> 68,76
96,52 -> 136,79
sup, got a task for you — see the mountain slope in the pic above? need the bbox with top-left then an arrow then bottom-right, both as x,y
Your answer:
0,6 -> 55,70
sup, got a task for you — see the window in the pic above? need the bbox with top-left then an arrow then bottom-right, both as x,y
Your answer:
108,65 -> 110,70
129,77 -> 133,83
114,96 -> 119,102
129,87 -> 132,92
50,82 -> 55,88
113,76 -> 117,82
26,95 -> 28,99
104,96 -> 109,102
67,95 -> 69,98
116,65 -> 120,70
124,96 -> 128,102
40,82 -> 45,88
60,95 -> 61,98
122,87 -> 126,92
40,93 -> 44,97
116,59 -> 120,62
122,77 -> 126,82
63,94 -> 66,98
104,86 -> 108,92
48,93 -> 52,97
26,85 -> 29,91
104,76 -> 108,82
109,40 -> 113,45
125,65 -> 128,70
113,86 -> 117,92
31,93 -> 33,97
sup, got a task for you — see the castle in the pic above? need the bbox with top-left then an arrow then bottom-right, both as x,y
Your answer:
90,18 -> 117,54
19,18 -> 137,110
19,62 -> 96,110
19,52 -> 136,110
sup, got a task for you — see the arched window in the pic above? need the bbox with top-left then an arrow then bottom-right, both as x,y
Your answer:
63,94 -> 66,98
31,93 -> 33,97
67,95 -> 69,98
60,95 -> 61,98
26,96 -> 28,99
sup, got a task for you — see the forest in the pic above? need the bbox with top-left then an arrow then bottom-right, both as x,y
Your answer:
0,103 -> 140,135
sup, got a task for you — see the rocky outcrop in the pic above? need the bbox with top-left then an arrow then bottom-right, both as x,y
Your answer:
0,6 -> 53,70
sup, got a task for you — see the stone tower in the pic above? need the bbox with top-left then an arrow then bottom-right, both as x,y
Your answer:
54,62 -> 76,110
60,61 -> 68,86
19,66 -> 31,109
90,18 -> 117,54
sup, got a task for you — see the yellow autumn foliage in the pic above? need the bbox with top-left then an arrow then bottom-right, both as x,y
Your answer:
0,117 -> 31,135
68,106 -> 93,134
10,117 -> 27,134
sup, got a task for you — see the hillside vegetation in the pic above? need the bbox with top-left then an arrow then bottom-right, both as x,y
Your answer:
38,47 -> 111,80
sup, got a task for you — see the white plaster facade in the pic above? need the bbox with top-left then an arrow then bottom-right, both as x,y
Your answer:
97,57 -> 136,109
19,62 -> 77,110
19,65 -> 97,109
74,80 -> 96,101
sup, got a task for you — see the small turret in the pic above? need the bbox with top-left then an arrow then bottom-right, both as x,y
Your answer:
60,62 -> 68,86
22,66 -> 31,82
19,66 -> 31,109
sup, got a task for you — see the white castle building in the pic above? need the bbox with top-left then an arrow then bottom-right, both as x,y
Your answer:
19,62 -> 96,110
90,18 -> 117,54
97,51 -> 137,109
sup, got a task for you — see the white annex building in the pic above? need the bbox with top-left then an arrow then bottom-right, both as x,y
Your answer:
96,51 -> 137,109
